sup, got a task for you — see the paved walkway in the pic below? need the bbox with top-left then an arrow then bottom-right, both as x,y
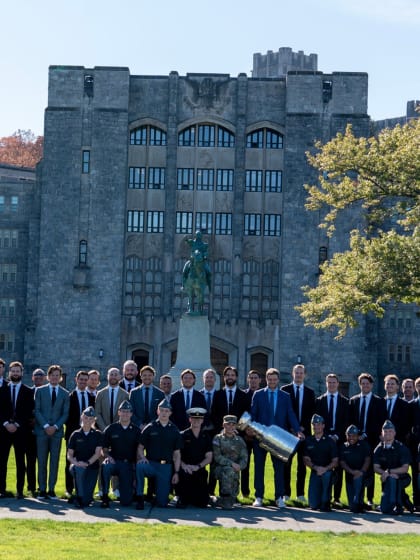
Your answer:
0,496 -> 419,533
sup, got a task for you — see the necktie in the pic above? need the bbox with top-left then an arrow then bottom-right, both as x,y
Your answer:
228,390 -> 233,413
128,383 -> 133,392
80,391 -> 86,412
206,391 -> 212,410
360,396 -> 367,431
328,394 -> 334,429
269,391 -> 275,424
110,388 -> 115,423
185,390 -> 191,410
295,386 -> 300,423
144,387 -> 150,423
12,384 -> 16,412
52,387 -> 57,406
387,398 -> 392,417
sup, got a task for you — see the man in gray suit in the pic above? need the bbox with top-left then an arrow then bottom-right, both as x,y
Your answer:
34,364 -> 70,498
95,368 -> 128,432
129,365 -> 165,429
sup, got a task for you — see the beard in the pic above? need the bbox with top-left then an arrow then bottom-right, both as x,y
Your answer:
10,374 -> 22,383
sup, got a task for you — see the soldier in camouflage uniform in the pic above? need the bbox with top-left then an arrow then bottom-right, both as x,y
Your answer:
213,415 -> 248,509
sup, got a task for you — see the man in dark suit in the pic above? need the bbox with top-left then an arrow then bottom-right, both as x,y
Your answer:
26,368 -> 47,496
211,366 -> 248,434
315,373 -> 349,506
383,374 -> 411,443
281,363 -> 315,504
0,358 -> 7,391
170,369 -> 206,431
34,364 -> 70,498
241,369 -> 262,497
349,372 -> 386,506
64,370 -> 96,497
251,368 -> 302,508
129,365 -> 165,429
119,360 -> 140,393
0,361 -> 34,498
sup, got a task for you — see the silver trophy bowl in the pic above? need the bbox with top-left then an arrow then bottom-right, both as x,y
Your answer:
237,411 -> 299,462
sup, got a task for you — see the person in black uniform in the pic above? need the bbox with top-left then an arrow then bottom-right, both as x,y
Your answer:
101,400 -> 142,508
339,425 -> 371,513
67,406 -> 103,508
176,407 -> 213,508
373,420 -> 412,515
135,399 -> 183,510
303,414 -> 338,512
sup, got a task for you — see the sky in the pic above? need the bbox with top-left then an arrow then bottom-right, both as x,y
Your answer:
1,0 -> 419,138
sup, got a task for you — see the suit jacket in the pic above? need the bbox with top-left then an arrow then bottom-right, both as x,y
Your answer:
315,392 -> 349,443
34,384 -> 70,437
119,379 -> 140,393
94,385 -> 129,432
349,393 -> 386,448
251,387 -> 300,433
385,396 -> 412,443
170,388 -> 207,431
281,383 -> 316,436
0,382 -> 34,431
65,389 -> 96,439
129,384 -> 165,428
211,387 -> 249,433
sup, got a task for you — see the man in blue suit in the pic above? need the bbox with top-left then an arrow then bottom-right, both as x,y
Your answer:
34,364 -> 70,498
129,365 -> 165,429
251,368 -> 302,508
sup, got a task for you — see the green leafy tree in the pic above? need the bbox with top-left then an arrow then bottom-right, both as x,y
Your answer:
296,118 -> 420,338
0,129 -> 43,167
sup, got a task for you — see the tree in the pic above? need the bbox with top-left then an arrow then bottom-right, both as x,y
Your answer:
296,118 -> 420,338
0,129 -> 43,167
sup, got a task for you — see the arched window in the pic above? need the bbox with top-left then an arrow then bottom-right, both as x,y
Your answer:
246,128 -> 283,149
178,123 -> 235,147
130,125 -> 166,146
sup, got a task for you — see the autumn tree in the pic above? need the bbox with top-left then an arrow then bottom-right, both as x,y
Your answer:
296,118 -> 420,338
0,129 -> 43,167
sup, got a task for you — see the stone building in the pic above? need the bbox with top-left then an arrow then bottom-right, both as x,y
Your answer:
1,49 -> 418,394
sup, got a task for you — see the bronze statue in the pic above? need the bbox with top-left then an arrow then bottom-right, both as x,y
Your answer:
182,231 -> 211,314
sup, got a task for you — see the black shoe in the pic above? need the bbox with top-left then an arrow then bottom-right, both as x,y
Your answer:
101,495 -> 110,509
320,502 -> 331,512
16,493 -> 24,500
38,491 -> 49,499
47,490 -> 57,499
136,496 -> 144,510
403,494 -> 415,513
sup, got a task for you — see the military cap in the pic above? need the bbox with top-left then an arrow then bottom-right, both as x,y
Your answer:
187,407 -> 207,418
118,399 -> 133,411
382,419 -> 395,430
311,413 -> 324,424
82,406 -> 96,418
223,414 -> 238,424
158,399 -> 172,410
346,424 -> 359,435
33,368 -> 46,377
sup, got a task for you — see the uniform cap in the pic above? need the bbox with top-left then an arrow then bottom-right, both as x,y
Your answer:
158,399 -> 172,410
223,415 -> 237,424
346,424 -> 359,435
187,407 -> 207,418
82,406 -> 96,418
118,400 -> 133,411
311,414 -> 324,424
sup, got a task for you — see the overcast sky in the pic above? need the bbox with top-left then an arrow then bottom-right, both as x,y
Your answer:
1,0 -> 419,137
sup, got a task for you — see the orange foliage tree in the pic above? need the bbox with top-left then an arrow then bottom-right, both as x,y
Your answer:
0,129 -> 43,167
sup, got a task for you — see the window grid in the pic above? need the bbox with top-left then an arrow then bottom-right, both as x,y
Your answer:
0,332 -> 14,352
215,213 -> 232,235
148,167 -> 165,189
82,150 -> 90,173
244,214 -> 261,236
245,170 -> 263,192
176,212 -> 193,234
264,214 -> 281,236
177,168 -> 194,190
198,125 -> 215,147
127,210 -> 145,233
129,167 -> 146,189
0,230 -> 18,249
265,170 -> 282,193
79,240 -> 87,265
147,211 -> 164,233
195,212 -> 213,234
196,169 -> 214,191
0,264 -> 17,283
216,169 -> 234,191
0,299 -> 15,317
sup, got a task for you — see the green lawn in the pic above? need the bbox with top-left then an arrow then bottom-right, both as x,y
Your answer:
0,521 -> 419,560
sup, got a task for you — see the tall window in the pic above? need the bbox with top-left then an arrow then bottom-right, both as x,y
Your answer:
149,126 -> 167,146
82,150 -> 90,173
127,211 -> 144,233
244,214 -> 261,236
195,212 -> 213,234
216,169 -> 234,191
79,240 -> 87,265
0,299 -> 15,317
129,167 -> 146,189
245,170 -> 263,192
144,257 -> 162,315
177,168 -> 194,190
265,171 -> 282,192
10,196 -> 19,212
0,332 -> 14,352
0,230 -> 18,248
212,259 -> 231,317
0,196 -> 4,212
148,167 -> 165,189
125,256 -> 142,313
262,260 -> 279,318
246,128 -> 283,149
241,260 -> 260,318
0,264 -> 17,283
176,212 -> 193,234
218,127 -> 235,148
178,126 -> 195,147
388,344 -> 411,363
130,126 -> 147,145
198,125 -> 215,147
215,213 -> 232,235
264,214 -> 281,236
147,211 -> 164,233
196,169 -> 214,191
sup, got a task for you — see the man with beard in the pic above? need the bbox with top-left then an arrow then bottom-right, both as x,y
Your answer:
129,365 -> 165,430
211,366 -> 248,435
0,361 -> 34,498
176,407 -> 213,508
119,360 -> 140,393
95,367 -> 128,432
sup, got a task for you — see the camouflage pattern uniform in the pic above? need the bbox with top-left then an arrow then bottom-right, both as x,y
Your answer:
213,432 -> 248,508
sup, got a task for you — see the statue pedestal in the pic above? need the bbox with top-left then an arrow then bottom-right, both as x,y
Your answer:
169,314 -> 212,390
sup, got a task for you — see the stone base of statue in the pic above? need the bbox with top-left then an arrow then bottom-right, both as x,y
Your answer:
169,314 -> 212,390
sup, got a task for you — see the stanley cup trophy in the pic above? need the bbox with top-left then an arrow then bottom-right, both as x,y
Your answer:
237,412 -> 299,462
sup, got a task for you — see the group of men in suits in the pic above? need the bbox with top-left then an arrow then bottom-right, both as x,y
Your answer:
1,356 -> 420,515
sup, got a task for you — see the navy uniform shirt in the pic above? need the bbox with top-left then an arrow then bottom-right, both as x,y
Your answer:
340,440 -> 371,470
140,420 -> 183,462
303,434 -> 338,467
103,422 -> 142,462
67,428 -> 104,467
373,440 -> 411,470
181,427 -> 212,465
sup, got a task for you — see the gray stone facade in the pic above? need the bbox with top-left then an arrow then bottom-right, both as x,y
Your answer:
1,49 -> 418,394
